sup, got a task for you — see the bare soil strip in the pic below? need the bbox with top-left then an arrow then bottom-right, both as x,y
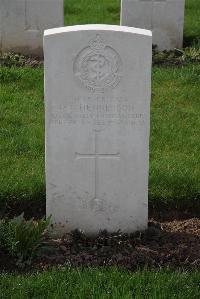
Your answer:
0,218 -> 199,273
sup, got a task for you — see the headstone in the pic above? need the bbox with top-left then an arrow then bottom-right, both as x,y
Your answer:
44,25 -> 152,235
121,0 -> 185,51
0,0 -> 63,57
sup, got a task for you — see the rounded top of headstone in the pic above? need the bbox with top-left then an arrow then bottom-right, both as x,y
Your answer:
44,24 -> 152,37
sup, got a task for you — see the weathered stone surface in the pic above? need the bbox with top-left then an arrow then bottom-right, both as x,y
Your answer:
0,0 -> 63,57
44,25 -> 152,235
121,0 -> 185,51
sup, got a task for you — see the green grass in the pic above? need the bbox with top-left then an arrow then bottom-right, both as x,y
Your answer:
150,64 -> 200,209
0,64 -> 199,213
64,0 -> 120,26
0,67 -> 45,211
184,0 -> 200,46
0,268 -> 199,299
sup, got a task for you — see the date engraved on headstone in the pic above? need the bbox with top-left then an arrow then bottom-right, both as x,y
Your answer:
73,35 -> 122,92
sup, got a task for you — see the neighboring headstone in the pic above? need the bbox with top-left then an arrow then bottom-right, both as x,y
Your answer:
44,25 -> 152,235
0,0 -> 63,57
121,0 -> 185,51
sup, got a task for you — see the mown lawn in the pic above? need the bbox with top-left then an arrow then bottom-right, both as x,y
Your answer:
0,67 -> 45,214
64,0 -> 120,26
150,64 -> 200,210
0,268 -> 200,299
184,0 -> 200,46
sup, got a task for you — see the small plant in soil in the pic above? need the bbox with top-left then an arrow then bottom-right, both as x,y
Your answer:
0,213 -> 50,267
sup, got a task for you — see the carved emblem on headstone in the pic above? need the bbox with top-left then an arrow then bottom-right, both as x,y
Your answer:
73,35 -> 122,92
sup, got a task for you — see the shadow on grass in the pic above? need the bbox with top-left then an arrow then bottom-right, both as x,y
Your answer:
0,188 -> 46,220
149,197 -> 200,221
183,35 -> 200,48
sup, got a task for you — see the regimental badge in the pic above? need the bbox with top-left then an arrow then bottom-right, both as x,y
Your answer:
73,35 -> 122,92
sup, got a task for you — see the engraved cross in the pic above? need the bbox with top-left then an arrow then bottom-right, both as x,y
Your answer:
75,132 -> 120,204
25,0 -> 40,32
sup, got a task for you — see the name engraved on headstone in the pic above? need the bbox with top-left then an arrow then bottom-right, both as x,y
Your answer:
50,96 -> 144,129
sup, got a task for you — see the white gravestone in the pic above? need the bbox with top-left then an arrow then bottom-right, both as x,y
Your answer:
121,0 -> 185,51
44,25 -> 152,235
0,0 -> 63,57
